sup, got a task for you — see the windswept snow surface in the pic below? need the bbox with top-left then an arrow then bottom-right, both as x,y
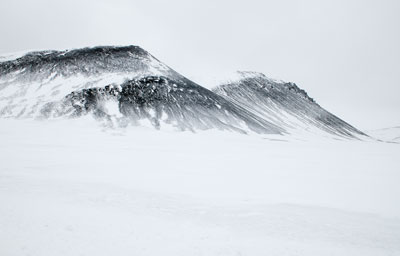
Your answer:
1,119 -> 399,256
367,126 -> 400,143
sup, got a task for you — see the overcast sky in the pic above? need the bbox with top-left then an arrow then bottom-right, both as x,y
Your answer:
1,0 -> 399,129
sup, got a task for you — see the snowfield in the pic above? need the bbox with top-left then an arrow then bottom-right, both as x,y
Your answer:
367,126 -> 400,143
0,118 -> 399,256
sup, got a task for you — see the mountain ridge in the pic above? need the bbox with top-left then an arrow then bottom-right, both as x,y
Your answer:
213,71 -> 366,138
0,45 -> 366,138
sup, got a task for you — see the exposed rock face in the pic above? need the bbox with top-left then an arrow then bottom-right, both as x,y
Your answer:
43,76 -> 283,133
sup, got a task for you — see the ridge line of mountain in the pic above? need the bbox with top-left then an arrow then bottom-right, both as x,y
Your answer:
0,45 -> 367,139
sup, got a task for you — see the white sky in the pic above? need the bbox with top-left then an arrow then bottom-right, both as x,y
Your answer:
1,0 -> 399,129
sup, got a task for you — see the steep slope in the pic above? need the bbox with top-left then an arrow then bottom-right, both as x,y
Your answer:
213,72 -> 366,138
0,46 -> 282,134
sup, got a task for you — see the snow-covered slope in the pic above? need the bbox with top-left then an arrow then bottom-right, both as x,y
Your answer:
213,72 -> 366,139
0,46 -> 176,118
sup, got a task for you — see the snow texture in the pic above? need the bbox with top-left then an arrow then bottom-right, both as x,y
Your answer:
0,118 -> 399,256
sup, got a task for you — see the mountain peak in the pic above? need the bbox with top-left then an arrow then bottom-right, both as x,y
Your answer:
215,71 -> 286,87
0,45 -> 155,76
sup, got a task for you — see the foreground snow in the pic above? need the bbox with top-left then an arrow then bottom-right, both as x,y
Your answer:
0,119 -> 399,256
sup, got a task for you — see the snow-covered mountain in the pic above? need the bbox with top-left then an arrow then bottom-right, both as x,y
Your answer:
0,45 -> 365,138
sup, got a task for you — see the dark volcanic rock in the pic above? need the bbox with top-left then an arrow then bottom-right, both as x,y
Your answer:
57,76 -> 284,133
